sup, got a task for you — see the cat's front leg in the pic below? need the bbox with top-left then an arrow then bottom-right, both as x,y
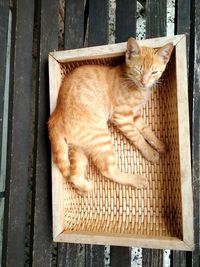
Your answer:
133,115 -> 166,153
111,111 -> 159,163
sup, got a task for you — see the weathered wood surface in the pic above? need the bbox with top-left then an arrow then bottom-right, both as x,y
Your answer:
116,0 -> 137,42
142,0 -> 167,265
146,0 -> 167,38
88,0 -> 108,46
110,0 -> 136,264
190,0 -> 200,266
2,0 -> 34,266
0,2 -> 9,262
110,246 -> 131,267
172,0 -> 199,266
0,0 -> 9,179
0,0 -> 199,266
32,0 -> 59,266
64,0 -> 85,49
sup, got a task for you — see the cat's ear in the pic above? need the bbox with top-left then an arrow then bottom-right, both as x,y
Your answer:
126,37 -> 140,59
156,43 -> 174,64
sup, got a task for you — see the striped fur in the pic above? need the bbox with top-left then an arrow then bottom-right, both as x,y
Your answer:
48,38 -> 173,193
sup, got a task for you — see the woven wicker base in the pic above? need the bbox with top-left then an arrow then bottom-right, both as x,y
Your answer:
62,53 -> 182,239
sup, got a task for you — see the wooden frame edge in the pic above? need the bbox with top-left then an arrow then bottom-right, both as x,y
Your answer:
48,35 -> 194,250
50,35 -> 185,63
175,35 -> 194,250
48,55 -> 65,239
54,232 -> 193,251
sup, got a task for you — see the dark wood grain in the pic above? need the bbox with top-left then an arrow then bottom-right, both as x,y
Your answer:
2,0 -> 34,266
57,243 -> 86,267
64,0 -> 85,49
116,0 -> 137,42
86,0 -> 108,262
1,0 -> 198,266
85,244 -> 105,267
0,0 -> 9,179
175,0 -> 192,65
146,0 -> 167,38
59,0 -> 107,265
142,249 -> 163,267
88,0 -> 109,46
189,0 -> 200,266
172,1 -> 190,266
110,246 -> 131,267
175,0 -> 191,37
110,2 -> 137,265
142,0 -> 168,266
171,251 -> 186,267
172,1 -> 199,266
57,1 -> 88,264
32,0 -> 59,266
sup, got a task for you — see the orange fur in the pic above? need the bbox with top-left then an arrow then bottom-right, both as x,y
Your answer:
48,38 -> 173,193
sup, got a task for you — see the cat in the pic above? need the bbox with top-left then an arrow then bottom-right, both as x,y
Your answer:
48,37 -> 173,193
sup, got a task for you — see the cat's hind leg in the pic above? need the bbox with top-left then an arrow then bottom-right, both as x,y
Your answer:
48,119 -> 70,178
89,133 -> 148,188
69,145 -> 93,193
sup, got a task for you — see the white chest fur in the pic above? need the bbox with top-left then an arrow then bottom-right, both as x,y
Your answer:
132,87 -> 152,116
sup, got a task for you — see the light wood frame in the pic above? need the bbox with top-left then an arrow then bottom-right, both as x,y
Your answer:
48,35 -> 194,251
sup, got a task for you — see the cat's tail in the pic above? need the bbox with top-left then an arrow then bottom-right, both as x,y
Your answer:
48,112 -> 92,193
48,111 -> 70,178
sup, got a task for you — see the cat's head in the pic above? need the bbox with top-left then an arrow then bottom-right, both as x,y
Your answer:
125,37 -> 174,89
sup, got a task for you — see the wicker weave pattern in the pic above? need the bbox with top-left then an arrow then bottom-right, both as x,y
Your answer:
62,54 -> 183,238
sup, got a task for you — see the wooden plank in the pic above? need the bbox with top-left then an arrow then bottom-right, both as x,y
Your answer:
55,232 -> 193,250
189,0 -> 200,266
0,0 -> 9,191
142,0 -> 167,265
112,1 -> 136,265
0,198 -> 5,264
57,243 -> 85,267
88,0 -> 108,46
58,1 -> 107,264
0,2 -> 11,263
175,0 -> 191,37
87,0 -> 107,264
175,0 -> 191,71
2,0 -> 34,266
171,251 -> 187,267
172,0 -> 200,267
110,246 -> 131,267
142,249 -> 163,267
85,244 -> 105,267
57,0 -> 86,263
64,0 -> 85,49
116,0 -> 137,42
146,0 -> 167,38
175,37 -> 194,250
51,35 -> 183,63
32,0 -> 59,266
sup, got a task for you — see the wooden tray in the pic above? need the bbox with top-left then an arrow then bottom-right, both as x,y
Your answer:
48,35 -> 194,250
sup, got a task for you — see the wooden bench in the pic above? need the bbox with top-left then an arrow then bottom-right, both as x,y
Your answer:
0,0 -> 199,266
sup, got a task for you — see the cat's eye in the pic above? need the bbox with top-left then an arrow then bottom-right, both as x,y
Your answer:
133,67 -> 143,74
151,70 -> 159,75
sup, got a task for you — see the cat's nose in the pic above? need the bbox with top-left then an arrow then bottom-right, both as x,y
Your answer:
141,79 -> 148,86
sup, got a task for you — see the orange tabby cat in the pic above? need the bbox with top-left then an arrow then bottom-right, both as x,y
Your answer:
48,38 -> 173,193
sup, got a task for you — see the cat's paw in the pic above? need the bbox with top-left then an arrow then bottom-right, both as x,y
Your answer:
71,176 -> 93,194
143,148 -> 159,163
156,141 -> 167,153
133,174 -> 149,188
150,149 -> 160,162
